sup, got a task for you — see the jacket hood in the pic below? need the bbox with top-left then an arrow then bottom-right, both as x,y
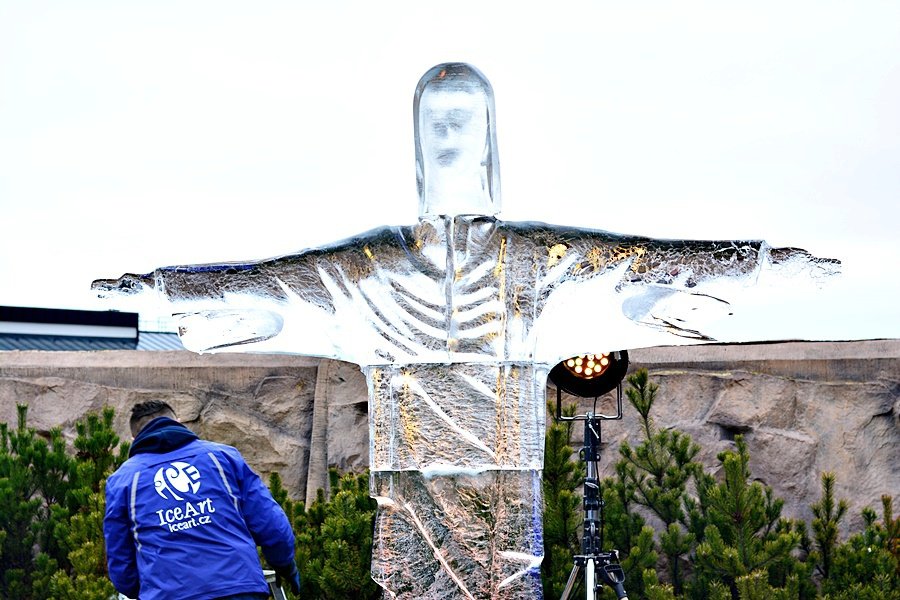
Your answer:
129,417 -> 199,457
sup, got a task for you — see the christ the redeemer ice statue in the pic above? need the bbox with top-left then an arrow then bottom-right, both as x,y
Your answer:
93,63 -> 838,599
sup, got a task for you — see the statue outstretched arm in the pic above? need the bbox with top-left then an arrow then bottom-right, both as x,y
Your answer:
520,222 -> 841,358
522,222 -> 839,290
91,227 -> 400,357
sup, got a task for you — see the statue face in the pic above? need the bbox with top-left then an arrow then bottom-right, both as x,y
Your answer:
414,63 -> 501,219
419,86 -> 488,172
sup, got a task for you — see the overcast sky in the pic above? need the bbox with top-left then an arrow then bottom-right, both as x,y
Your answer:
1,1 -> 898,342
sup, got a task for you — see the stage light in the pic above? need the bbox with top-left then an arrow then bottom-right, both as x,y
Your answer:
550,350 -> 632,600
549,350 -> 629,399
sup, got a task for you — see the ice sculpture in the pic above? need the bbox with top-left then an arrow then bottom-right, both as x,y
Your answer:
92,63 -> 839,599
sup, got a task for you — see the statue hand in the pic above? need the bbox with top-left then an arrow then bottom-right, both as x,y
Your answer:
91,273 -> 154,297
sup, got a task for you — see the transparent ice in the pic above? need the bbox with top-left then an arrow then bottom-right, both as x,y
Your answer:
93,63 -> 839,599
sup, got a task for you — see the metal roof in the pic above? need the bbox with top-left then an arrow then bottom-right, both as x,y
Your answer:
0,305 -> 185,352
0,331 -> 185,352
135,331 -> 185,351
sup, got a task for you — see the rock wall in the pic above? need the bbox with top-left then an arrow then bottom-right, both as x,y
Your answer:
565,341 -> 900,534
1,340 -> 897,533
0,351 -> 325,500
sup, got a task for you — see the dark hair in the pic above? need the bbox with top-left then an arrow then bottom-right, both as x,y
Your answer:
130,400 -> 175,431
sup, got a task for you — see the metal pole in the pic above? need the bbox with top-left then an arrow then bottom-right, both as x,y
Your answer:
264,570 -> 288,600
557,388 -> 630,600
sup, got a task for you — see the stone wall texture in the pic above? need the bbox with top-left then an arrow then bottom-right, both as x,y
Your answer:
1,339 -> 897,534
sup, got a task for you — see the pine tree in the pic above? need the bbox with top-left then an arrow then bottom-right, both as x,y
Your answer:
615,525 -> 659,598
0,405 -> 65,598
822,495 -> 900,599
49,408 -> 128,598
810,472 -> 848,582
733,569 -> 801,600
317,471 -> 379,599
642,566 -> 677,600
273,468 -> 379,600
542,400 -> 583,598
694,436 -> 801,599
70,408 -> 129,499
616,369 -> 700,595
48,487 -> 118,599
0,404 -> 127,599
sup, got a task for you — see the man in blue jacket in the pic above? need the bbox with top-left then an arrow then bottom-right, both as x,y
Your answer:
104,400 -> 301,600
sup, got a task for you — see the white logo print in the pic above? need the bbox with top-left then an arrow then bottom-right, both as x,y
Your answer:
154,461 -> 201,500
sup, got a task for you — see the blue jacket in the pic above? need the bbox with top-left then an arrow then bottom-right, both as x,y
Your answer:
104,418 -> 295,600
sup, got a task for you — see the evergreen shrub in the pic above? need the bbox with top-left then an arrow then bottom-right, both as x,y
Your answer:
0,404 -> 127,600
269,468 -> 380,600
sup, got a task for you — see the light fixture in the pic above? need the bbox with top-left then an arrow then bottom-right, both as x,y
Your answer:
549,350 -> 629,402
550,349 -> 631,600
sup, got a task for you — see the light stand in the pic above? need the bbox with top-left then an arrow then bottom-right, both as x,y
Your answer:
551,351 -> 629,600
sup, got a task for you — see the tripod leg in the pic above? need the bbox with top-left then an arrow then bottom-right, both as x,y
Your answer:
586,558 -> 596,600
559,563 -> 581,600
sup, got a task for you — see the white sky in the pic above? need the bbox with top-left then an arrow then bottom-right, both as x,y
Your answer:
1,1 -> 898,341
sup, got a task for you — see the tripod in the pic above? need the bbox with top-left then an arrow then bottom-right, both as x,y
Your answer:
557,387 -> 629,600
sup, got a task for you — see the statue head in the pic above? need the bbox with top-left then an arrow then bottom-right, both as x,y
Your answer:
414,63 -> 501,219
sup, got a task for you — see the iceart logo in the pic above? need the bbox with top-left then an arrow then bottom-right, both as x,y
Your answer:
154,461 -> 201,500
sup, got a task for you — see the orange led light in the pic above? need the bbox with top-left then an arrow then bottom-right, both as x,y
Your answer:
562,352 -> 611,380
